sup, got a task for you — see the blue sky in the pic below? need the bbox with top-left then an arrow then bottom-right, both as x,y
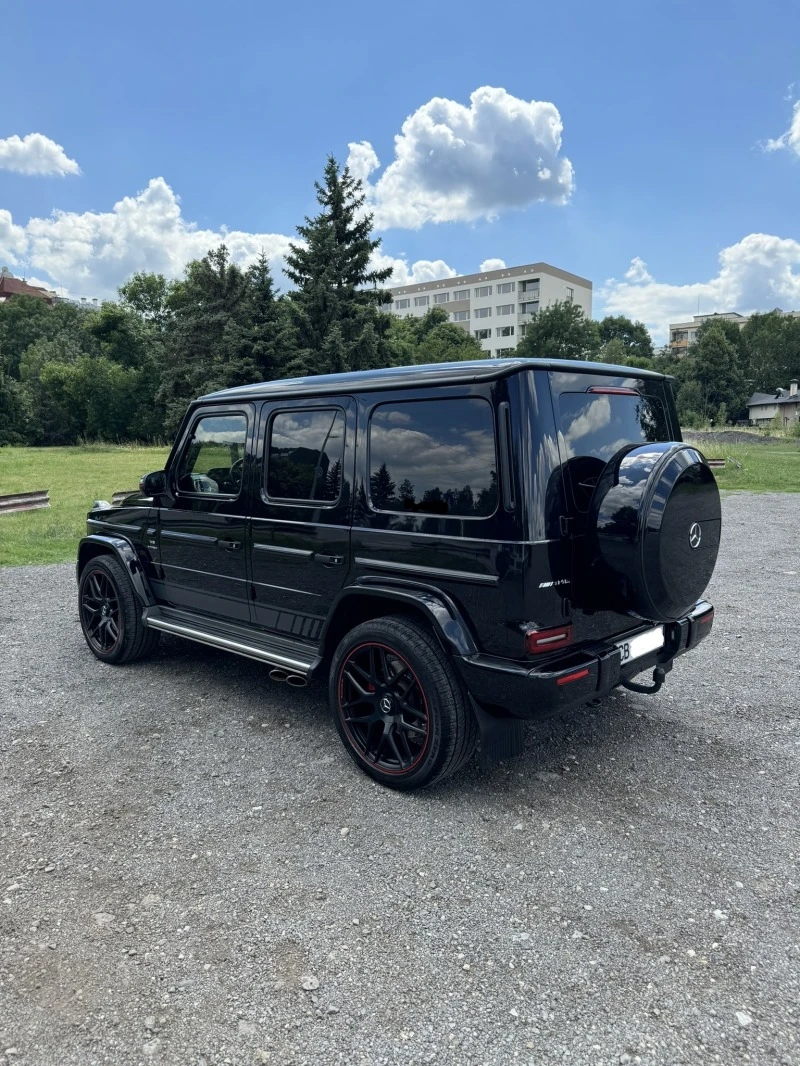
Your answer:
1,0 -> 799,339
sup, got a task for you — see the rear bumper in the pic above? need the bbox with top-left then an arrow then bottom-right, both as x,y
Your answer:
455,601 -> 714,721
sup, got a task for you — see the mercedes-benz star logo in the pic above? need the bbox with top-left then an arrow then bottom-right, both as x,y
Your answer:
689,522 -> 702,549
380,695 -> 393,714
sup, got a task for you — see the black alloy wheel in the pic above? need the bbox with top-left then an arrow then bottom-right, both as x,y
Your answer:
77,554 -> 160,664
337,642 -> 430,775
329,616 -> 478,790
80,568 -> 122,654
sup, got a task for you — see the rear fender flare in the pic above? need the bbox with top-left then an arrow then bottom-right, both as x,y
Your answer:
319,580 -> 478,664
76,534 -> 155,608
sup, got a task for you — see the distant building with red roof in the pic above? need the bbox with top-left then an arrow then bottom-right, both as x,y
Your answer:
0,272 -> 56,306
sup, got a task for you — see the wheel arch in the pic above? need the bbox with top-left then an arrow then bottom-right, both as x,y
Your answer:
77,534 -> 155,608
316,581 -> 478,672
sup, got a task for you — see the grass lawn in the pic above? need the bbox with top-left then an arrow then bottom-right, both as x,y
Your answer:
1,439 -> 798,567
0,445 -> 169,567
695,441 -> 800,493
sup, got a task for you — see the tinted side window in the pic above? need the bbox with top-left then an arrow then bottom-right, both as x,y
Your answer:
177,414 -> 247,495
369,398 -> 497,517
267,408 -> 345,502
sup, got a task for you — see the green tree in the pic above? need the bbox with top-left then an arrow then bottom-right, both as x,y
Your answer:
597,314 -> 654,364
0,296 -> 90,379
386,307 -> 483,365
240,253 -> 291,381
38,356 -> 140,443
0,368 -> 34,444
596,335 -> 656,371
515,301 -> 600,361
118,272 -> 172,328
741,311 -> 800,391
690,323 -> 746,420
284,156 -> 393,375
159,245 -> 252,430
675,378 -> 704,424
0,295 -> 53,378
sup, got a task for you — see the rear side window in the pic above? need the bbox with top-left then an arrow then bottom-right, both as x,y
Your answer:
177,413 -> 247,495
369,398 -> 497,517
267,408 -> 345,502
558,392 -> 669,511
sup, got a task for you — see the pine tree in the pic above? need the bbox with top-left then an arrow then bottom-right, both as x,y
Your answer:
398,478 -> 416,507
370,462 -> 396,509
284,156 -> 393,375
159,245 -> 251,429
241,253 -> 290,381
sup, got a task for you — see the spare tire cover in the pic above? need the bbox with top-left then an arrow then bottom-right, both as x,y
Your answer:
587,442 -> 721,622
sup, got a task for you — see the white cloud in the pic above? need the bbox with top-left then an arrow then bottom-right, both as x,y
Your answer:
347,86 -> 574,229
480,258 -> 506,272
0,133 -> 80,176
599,233 -> 800,341
0,209 -> 28,262
1,177 -> 295,297
0,174 -> 458,296
373,252 -> 457,286
764,100 -> 800,157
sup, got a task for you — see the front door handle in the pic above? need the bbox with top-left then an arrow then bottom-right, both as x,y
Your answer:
314,553 -> 344,567
219,539 -> 242,551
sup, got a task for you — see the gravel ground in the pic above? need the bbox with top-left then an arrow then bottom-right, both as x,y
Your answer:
1,492 -> 798,1066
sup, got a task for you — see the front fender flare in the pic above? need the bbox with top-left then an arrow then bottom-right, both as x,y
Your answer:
76,534 -> 155,608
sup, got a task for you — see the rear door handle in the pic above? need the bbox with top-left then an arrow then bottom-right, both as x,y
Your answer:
314,553 -> 344,567
219,539 -> 242,551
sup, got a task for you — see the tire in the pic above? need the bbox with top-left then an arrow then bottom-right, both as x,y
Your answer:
78,554 -> 159,664
329,615 -> 478,791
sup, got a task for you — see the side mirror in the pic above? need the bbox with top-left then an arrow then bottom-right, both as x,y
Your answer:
140,470 -> 166,496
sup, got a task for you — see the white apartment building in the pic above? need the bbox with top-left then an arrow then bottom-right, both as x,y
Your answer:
387,262 -> 593,357
668,309 -> 800,355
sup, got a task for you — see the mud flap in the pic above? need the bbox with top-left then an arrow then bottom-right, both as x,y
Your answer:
468,695 -> 525,766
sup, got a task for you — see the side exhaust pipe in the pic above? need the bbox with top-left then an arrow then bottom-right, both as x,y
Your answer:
269,668 -> 307,687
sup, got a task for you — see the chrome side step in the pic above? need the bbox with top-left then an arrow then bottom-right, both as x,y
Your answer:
142,608 -> 315,674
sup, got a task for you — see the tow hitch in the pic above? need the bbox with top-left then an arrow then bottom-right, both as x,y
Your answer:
620,663 -> 670,695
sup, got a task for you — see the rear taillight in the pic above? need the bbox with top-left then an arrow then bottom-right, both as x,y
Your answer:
525,624 -> 574,654
696,607 -> 714,626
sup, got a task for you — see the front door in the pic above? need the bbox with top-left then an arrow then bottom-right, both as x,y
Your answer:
248,397 -> 355,643
154,405 -> 253,624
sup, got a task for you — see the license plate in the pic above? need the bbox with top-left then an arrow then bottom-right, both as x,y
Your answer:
615,626 -> 664,664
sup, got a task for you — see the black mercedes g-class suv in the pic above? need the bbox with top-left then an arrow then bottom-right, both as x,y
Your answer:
77,358 -> 720,790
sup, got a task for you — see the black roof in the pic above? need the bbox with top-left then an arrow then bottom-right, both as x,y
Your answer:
201,358 -> 670,402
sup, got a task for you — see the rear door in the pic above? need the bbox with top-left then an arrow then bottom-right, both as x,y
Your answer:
153,404 -> 253,624
550,370 -> 680,642
248,397 -> 355,643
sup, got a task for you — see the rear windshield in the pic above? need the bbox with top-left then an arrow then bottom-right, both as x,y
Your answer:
558,392 -> 669,461
558,392 -> 670,512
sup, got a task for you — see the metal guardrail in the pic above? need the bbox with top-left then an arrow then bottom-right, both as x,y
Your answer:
111,490 -> 137,505
706,459 -> 726,468
0,490 -> 50,515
